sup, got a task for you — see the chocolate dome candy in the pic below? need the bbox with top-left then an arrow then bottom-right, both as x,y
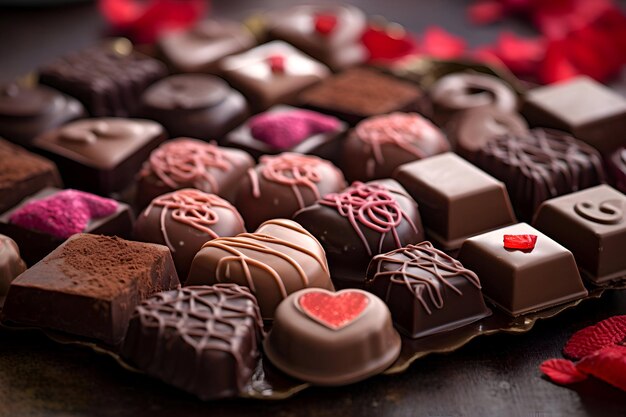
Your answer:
0,234 -> 26,296
235,153 -> 346,230
136,138 -> 254,208
0,83 -> 85,146
366,242 -> 491,338
342,112 -> 449,181
134,189 -> 246,279
186,219 -> 333,319
122,284 -> 264,400
140,74 -> 249,140
293,179 -> 424,288
264,288 -> 401,385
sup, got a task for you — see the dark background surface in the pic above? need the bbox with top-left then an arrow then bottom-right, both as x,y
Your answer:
1,1 -> 626,416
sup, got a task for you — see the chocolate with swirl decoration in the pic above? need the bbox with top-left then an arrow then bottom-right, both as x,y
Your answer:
366,242 -> 491,338
294,179 -> 424,287
235,153 -> 345,230
121,284 -> 264,401
186,218 -> 334,319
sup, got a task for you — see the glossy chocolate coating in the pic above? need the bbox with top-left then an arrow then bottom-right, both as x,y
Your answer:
0,187 -> 133,265
235,153 -> 346,230
607,147 -> 626,193
267,4 -> 367,71
186,219 -> 334,319
458,223 -> 588,316
293,179 -> 424,288
299,68 -> 423,125
0,234 -> 26,296
473,128 -> 605,221
2,234 -> 180,345
366,242 -> 491,338
523,76 -> 626,154
134,189 -> 246,279
135,138 -> 254,208
219,41 -> 330,111
122,284 -> 264,400
0,83 -> 85,146
342,112 -> 450,182
32,118 -> 166,195
158,19 -> 256,74
0,138 -> 62,214
264,288 -> 401,385
394,153 -> 516,251
533,185 -> 626,284
140,74 -> 249,140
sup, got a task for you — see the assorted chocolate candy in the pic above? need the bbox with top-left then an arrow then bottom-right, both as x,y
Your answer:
0,234 -> 26,296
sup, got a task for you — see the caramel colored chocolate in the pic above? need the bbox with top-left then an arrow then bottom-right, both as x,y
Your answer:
264,288 -> 401,385
122,284 -> 264,400
186,219 -> 334,319
0,234 -> 26,296
394,153 -> 516,251
533,185 -> 626,284
458,223 -> 588,316
2,234 -> 180,344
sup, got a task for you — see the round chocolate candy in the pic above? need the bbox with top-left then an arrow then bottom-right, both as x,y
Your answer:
0,234 -> 27,296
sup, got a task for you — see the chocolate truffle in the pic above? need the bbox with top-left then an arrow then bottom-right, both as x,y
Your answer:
427,73 -> 518,127
0,138 -> 62,214
457,223 -> 588,316
342,112 -> 450,182
219,41 -> 330,111
139,74 -> 249,140
222,105 -> 346,161
235,153 -> 346,230
394,153 -> 516,251
0,83 -> 85,146
267,4 -> 367,71
607,147 -> 626,193
158,19 -> 256,74
299,68 -> 422,125
533,185 -> 626,284
264,288 -> 401,385
186,219 -> 334,319
0,234 -> 26,296
135,138 -> 254,208
0,188 -> 133,265
293,179 -> 424,288
39,42 -> 168,117
2,234 -> 180,344
122,284 -> 264,400
32,118 -> 166,195
473,128 -> 605,220
134,189 -> 246,279
366,242 -> 491,338
522,76 -> 626,154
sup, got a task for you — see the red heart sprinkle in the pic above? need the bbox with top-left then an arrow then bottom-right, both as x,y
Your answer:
314,13 -> 338,36
540,359 -> 588,385
298,290 -> 369,330
563,315 -> 626,360
503,234 -> 538,250
267,54 -> 286,74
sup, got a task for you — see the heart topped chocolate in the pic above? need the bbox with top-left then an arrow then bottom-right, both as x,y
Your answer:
297,289 -> 369,330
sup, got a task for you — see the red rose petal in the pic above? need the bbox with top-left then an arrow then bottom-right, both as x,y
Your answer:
577,345 -> 626,392
314,13 -> 338,36
361,26 -> 419,64
421,26 -> 466,59
495,31 -> 545,76
503,234 -> 538,250
563,315 -> 626,360
468,0 -> 506,25
539,39 -> 580,84
540,359 -> 588,385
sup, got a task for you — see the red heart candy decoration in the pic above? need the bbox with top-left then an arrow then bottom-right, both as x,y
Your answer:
298,290 -> 369,330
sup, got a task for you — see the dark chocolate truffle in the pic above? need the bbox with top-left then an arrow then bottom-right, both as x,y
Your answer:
122,284 -> 264,400
607,147 -> 626,194
136,138 -> 254,208
235,153 -> 346,230
342,112 -> 450,182
533,185 -> 626,284
134,189 -> 246,279
0,83 -> 85,146
473,128 -> 605,220
140,74 -> 249,140
293,179 -> 424,288
264,288 -> 401,385
0,234 -> 26,296
186,219 -> 334,319
2,234 -> 180,344
458,223 -> 588,316
366,242 -> 491,338
32,118 -> 166,195
0,138 -> 62,214
219,41 -> 330,111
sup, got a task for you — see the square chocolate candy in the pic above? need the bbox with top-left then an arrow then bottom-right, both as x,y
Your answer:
533,185 -> 626,284
458,223 -> 588,316
394,153 -> 516,251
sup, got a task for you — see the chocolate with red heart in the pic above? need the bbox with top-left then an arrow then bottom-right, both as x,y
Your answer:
264,288 -> 401,385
